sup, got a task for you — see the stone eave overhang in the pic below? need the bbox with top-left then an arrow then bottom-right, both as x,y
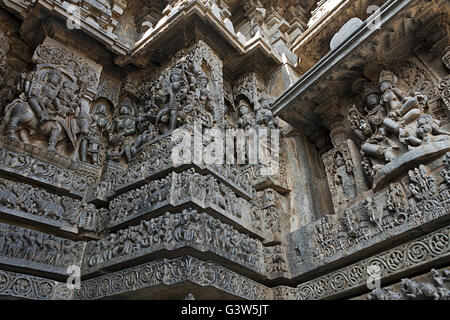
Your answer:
290,0 -> 386,74
0,0 -> 289,75
272,0 -> 416,138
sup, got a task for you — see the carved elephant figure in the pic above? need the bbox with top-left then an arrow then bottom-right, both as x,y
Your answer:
0,189 -> 17,208
3,97 -> 75,151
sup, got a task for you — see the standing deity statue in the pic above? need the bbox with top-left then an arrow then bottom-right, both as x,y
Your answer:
109,100 -> 136,162
334,152 -> 356,201
363,197 -> 380,226
237,98 -> 255,130
156,67 -> 188,131
347,81 -> 384,144
193,74 -> 215,127
81,104 -> 110,164
352,81 -> 397,163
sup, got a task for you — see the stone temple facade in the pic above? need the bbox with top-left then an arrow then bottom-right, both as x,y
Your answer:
0,0 -> 448,301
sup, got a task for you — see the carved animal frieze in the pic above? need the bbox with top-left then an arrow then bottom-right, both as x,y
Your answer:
368,269 -> 450,300
0,223 -> 84,270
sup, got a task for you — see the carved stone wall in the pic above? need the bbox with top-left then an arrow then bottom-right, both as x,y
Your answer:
0,0 -> 448,301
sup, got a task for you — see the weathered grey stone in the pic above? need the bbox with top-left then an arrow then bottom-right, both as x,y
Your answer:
0,0 -> 448,301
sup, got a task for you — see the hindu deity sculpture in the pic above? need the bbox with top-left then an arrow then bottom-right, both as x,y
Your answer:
108,99 -> 136,162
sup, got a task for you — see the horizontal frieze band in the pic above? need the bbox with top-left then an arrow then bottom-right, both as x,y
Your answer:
275,224 -> 450,300
0,268 -> 73,300
0,176 -> 105,235
0,142 -> 100,199
106,169 -> 264,240
0,222 -> 85,279
76,255 -> 273,300
82,209 -> 267,278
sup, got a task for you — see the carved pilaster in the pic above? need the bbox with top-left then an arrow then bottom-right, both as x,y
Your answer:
317,97 -> 348,147
420,13 -> 450,59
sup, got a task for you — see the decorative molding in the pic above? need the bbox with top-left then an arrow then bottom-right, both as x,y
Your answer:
76,256 -> 272,300
0,269 -> 73,300
275,225 -> 450,300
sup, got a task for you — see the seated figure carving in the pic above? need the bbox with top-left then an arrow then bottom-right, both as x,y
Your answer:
348,70 -> 450,183
2,66 -> 86,154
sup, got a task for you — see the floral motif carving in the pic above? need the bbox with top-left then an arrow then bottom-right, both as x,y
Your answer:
0,269 -> 73,300
76,256 -> 271,300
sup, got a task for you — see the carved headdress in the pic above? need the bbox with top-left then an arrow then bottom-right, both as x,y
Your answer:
362,81 -> 379,98
378,70 -> 398,86
117,97 -> 135,116
45,67 -> 62,81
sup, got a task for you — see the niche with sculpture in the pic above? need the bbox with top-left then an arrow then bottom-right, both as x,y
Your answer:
348,67 -> 450,188
1,64 -> 94,160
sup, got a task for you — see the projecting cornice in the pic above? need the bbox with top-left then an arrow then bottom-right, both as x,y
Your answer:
0,0 -> 303,76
